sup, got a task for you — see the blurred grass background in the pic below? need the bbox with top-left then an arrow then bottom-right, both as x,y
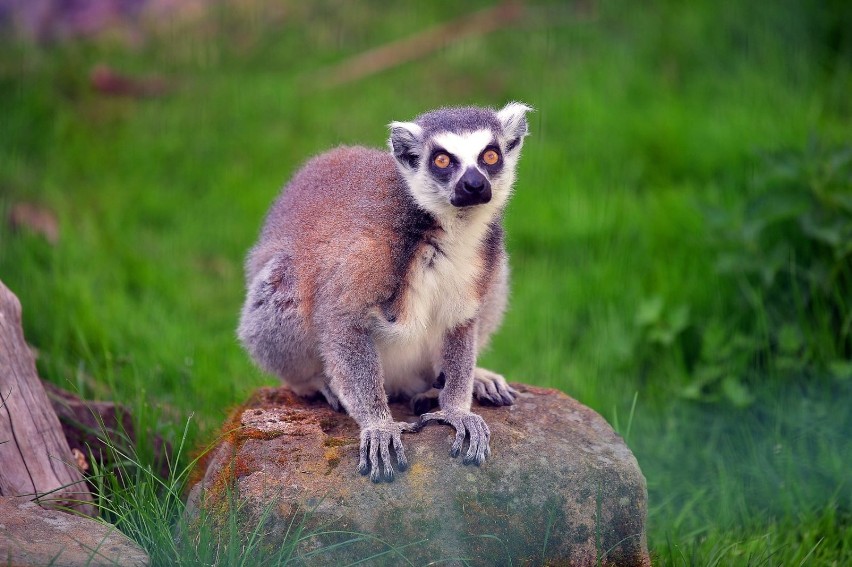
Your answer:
1,0 -> 850,564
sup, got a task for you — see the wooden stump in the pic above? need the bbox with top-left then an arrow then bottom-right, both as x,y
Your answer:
44,381 -> 173,480
0,280 -> 94,515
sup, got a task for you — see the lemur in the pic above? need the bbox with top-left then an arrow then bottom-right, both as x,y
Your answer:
238,103 -> 532,482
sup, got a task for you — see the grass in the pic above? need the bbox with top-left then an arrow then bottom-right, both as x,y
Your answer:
1,0 -> 851,564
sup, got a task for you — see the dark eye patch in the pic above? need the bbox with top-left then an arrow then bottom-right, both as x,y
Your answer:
428,147 -> 457,181
479,144 -> 504,175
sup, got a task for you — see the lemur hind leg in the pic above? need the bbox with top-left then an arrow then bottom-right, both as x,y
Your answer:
238,254 -> 329,401
410,389 -> 440,415
473,367 -> 518,406
409,370 -> 446,415
413,367 -> 518,413
319,383 -> 342,411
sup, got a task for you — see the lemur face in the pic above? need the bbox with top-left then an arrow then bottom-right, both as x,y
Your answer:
389,103 -> 532,217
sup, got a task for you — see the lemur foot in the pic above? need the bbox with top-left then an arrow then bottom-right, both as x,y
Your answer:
473,367 -> 518,406
319,384 -> 342,412
410,389 -> 440,415
419,409 -> 491,466
358,420 -> 420,483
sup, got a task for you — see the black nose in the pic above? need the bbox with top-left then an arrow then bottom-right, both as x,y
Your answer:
452,168 -> 492,207
461,171 -> 486,194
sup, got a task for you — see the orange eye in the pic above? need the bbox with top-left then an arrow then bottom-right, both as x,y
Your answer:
434,154 -> 451,168
482,149 -> 500,165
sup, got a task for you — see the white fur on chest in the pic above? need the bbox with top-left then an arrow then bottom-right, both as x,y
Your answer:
375,215 -> 489,395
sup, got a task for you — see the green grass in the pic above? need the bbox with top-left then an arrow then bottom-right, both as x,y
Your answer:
1,0 -> 850,564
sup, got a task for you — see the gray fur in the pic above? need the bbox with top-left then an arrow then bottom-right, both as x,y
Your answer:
415,106 -> 502,137
239,103 -> 532,482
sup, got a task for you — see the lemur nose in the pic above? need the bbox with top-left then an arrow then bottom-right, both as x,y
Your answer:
463,179 -> 484,193
452,167 -> 492,207
460,169 -> 487,194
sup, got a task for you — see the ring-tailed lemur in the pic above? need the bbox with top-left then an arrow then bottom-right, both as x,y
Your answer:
238,103 -> 532,482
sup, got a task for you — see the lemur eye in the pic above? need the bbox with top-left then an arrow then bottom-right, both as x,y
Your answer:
482,149 -> 500,165
434,154 -> 451,168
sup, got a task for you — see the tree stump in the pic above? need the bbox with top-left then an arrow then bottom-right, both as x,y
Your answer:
43,381 -> 173,480
0,279 -> 94,515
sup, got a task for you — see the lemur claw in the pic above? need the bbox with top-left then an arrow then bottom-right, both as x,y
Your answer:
357,421 -> 419,482
419,410 -> 491,466
473,368 -> 518,407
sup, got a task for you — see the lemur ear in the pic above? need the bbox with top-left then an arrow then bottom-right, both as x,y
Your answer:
388,121 -> 424,169
496,102 -> 533,152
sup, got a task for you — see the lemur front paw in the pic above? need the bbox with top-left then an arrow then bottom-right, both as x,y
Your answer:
419,409 -> 491,466
358,420 -> 420,483
473,368 -> 518,406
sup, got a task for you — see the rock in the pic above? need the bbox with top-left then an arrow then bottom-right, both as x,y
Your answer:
186,385 -> 649,566
0,497 -> 149,567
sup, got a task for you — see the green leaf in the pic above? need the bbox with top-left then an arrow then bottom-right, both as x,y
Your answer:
680,382 -> 703,400
742,192 -> 811,240
825,145 -> 852,178
776,354 -> 806,373
831,192 -> 852,214
799,213 -> 845,247
699,323 -> 732,362
636,296 -> 664,327
759,244 -> 791,287
715,252 -> 757,276
777,324 -> 803,354
829,360 -> 852,380
649,328 -> 676,346
722,376 -> 754,408
668,305 -> 691,334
